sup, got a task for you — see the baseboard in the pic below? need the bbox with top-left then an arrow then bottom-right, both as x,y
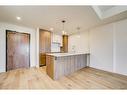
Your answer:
88,66 -> 127,77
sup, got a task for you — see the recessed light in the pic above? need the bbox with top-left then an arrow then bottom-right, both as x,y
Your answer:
50,28 -> 54,31
16,16 -> 21,20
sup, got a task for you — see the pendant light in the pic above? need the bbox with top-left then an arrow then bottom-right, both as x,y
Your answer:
62,20 -> 67,35
77,27 -> 81,38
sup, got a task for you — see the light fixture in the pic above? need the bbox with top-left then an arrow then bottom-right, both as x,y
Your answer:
61,20 -> 67,35
77,27 -> 81,38
62,30 -> 65,34
16,16 -> 21,20
64,31 -> 67,35
50,28 -> 54,31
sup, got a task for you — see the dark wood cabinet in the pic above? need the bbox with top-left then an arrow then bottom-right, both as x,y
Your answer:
62,35 -> 68,52
39,53 -> 46,66
46,55 -> 54,79
39,29 -> 51,66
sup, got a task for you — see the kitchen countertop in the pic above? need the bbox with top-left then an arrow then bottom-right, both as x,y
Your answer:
46,52 -> 90,57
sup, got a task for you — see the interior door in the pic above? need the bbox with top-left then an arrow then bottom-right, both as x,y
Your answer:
6,30 -> 30,71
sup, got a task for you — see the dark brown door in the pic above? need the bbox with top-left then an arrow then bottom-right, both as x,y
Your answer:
6,30 -> 30,71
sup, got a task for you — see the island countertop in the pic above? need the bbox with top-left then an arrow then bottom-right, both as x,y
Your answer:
46,52 -> 89,80
46,52 -> 90,57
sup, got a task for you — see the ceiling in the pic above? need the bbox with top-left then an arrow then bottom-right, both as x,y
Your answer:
0,6 -> 127,35
99,6 -> 114,12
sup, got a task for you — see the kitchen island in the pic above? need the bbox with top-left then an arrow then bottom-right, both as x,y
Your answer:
46,53 -> 89,80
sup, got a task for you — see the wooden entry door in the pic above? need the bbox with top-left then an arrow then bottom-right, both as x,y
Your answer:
6,30 -> 30,71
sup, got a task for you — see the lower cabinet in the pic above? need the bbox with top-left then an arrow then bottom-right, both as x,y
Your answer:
46,54 -> 88,80
40,53 -> 46,66
46,55 -> 54,79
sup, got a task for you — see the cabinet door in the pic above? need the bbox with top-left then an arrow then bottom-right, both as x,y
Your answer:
39,29 -> 51,66
52,34 -> 62,46
46,55 -> 54,79
40,53 -> 46,66
39,30 -> 51,53
63,35 -> 68,52
45,31 -> 51,52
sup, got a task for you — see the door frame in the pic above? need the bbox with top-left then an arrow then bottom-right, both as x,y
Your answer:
6,30 -> 31,71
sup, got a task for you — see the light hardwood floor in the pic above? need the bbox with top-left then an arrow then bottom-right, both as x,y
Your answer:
0,67 -> 127,89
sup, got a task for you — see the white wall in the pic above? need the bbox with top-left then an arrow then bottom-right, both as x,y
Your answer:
36,28 -> 40,68
89,24 -> 114,72
89,19 -> 127,76
68,31 -> 89,53
0,22 -> 37,73
114,19 -> 127,75
69,18 -> 127,76
90,19 -> 127,75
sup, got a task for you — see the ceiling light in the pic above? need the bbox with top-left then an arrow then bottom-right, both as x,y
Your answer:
50,28 -> 54,31
62,30 -> 65,34
77,27 -> 81,38
16,16 -> 21,20
61,20 -> 67,35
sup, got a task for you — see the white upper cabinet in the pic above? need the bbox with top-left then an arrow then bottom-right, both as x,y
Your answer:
51,33 -> 62,46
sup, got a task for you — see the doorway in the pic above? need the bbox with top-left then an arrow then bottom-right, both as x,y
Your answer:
6,30 -> 30,71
